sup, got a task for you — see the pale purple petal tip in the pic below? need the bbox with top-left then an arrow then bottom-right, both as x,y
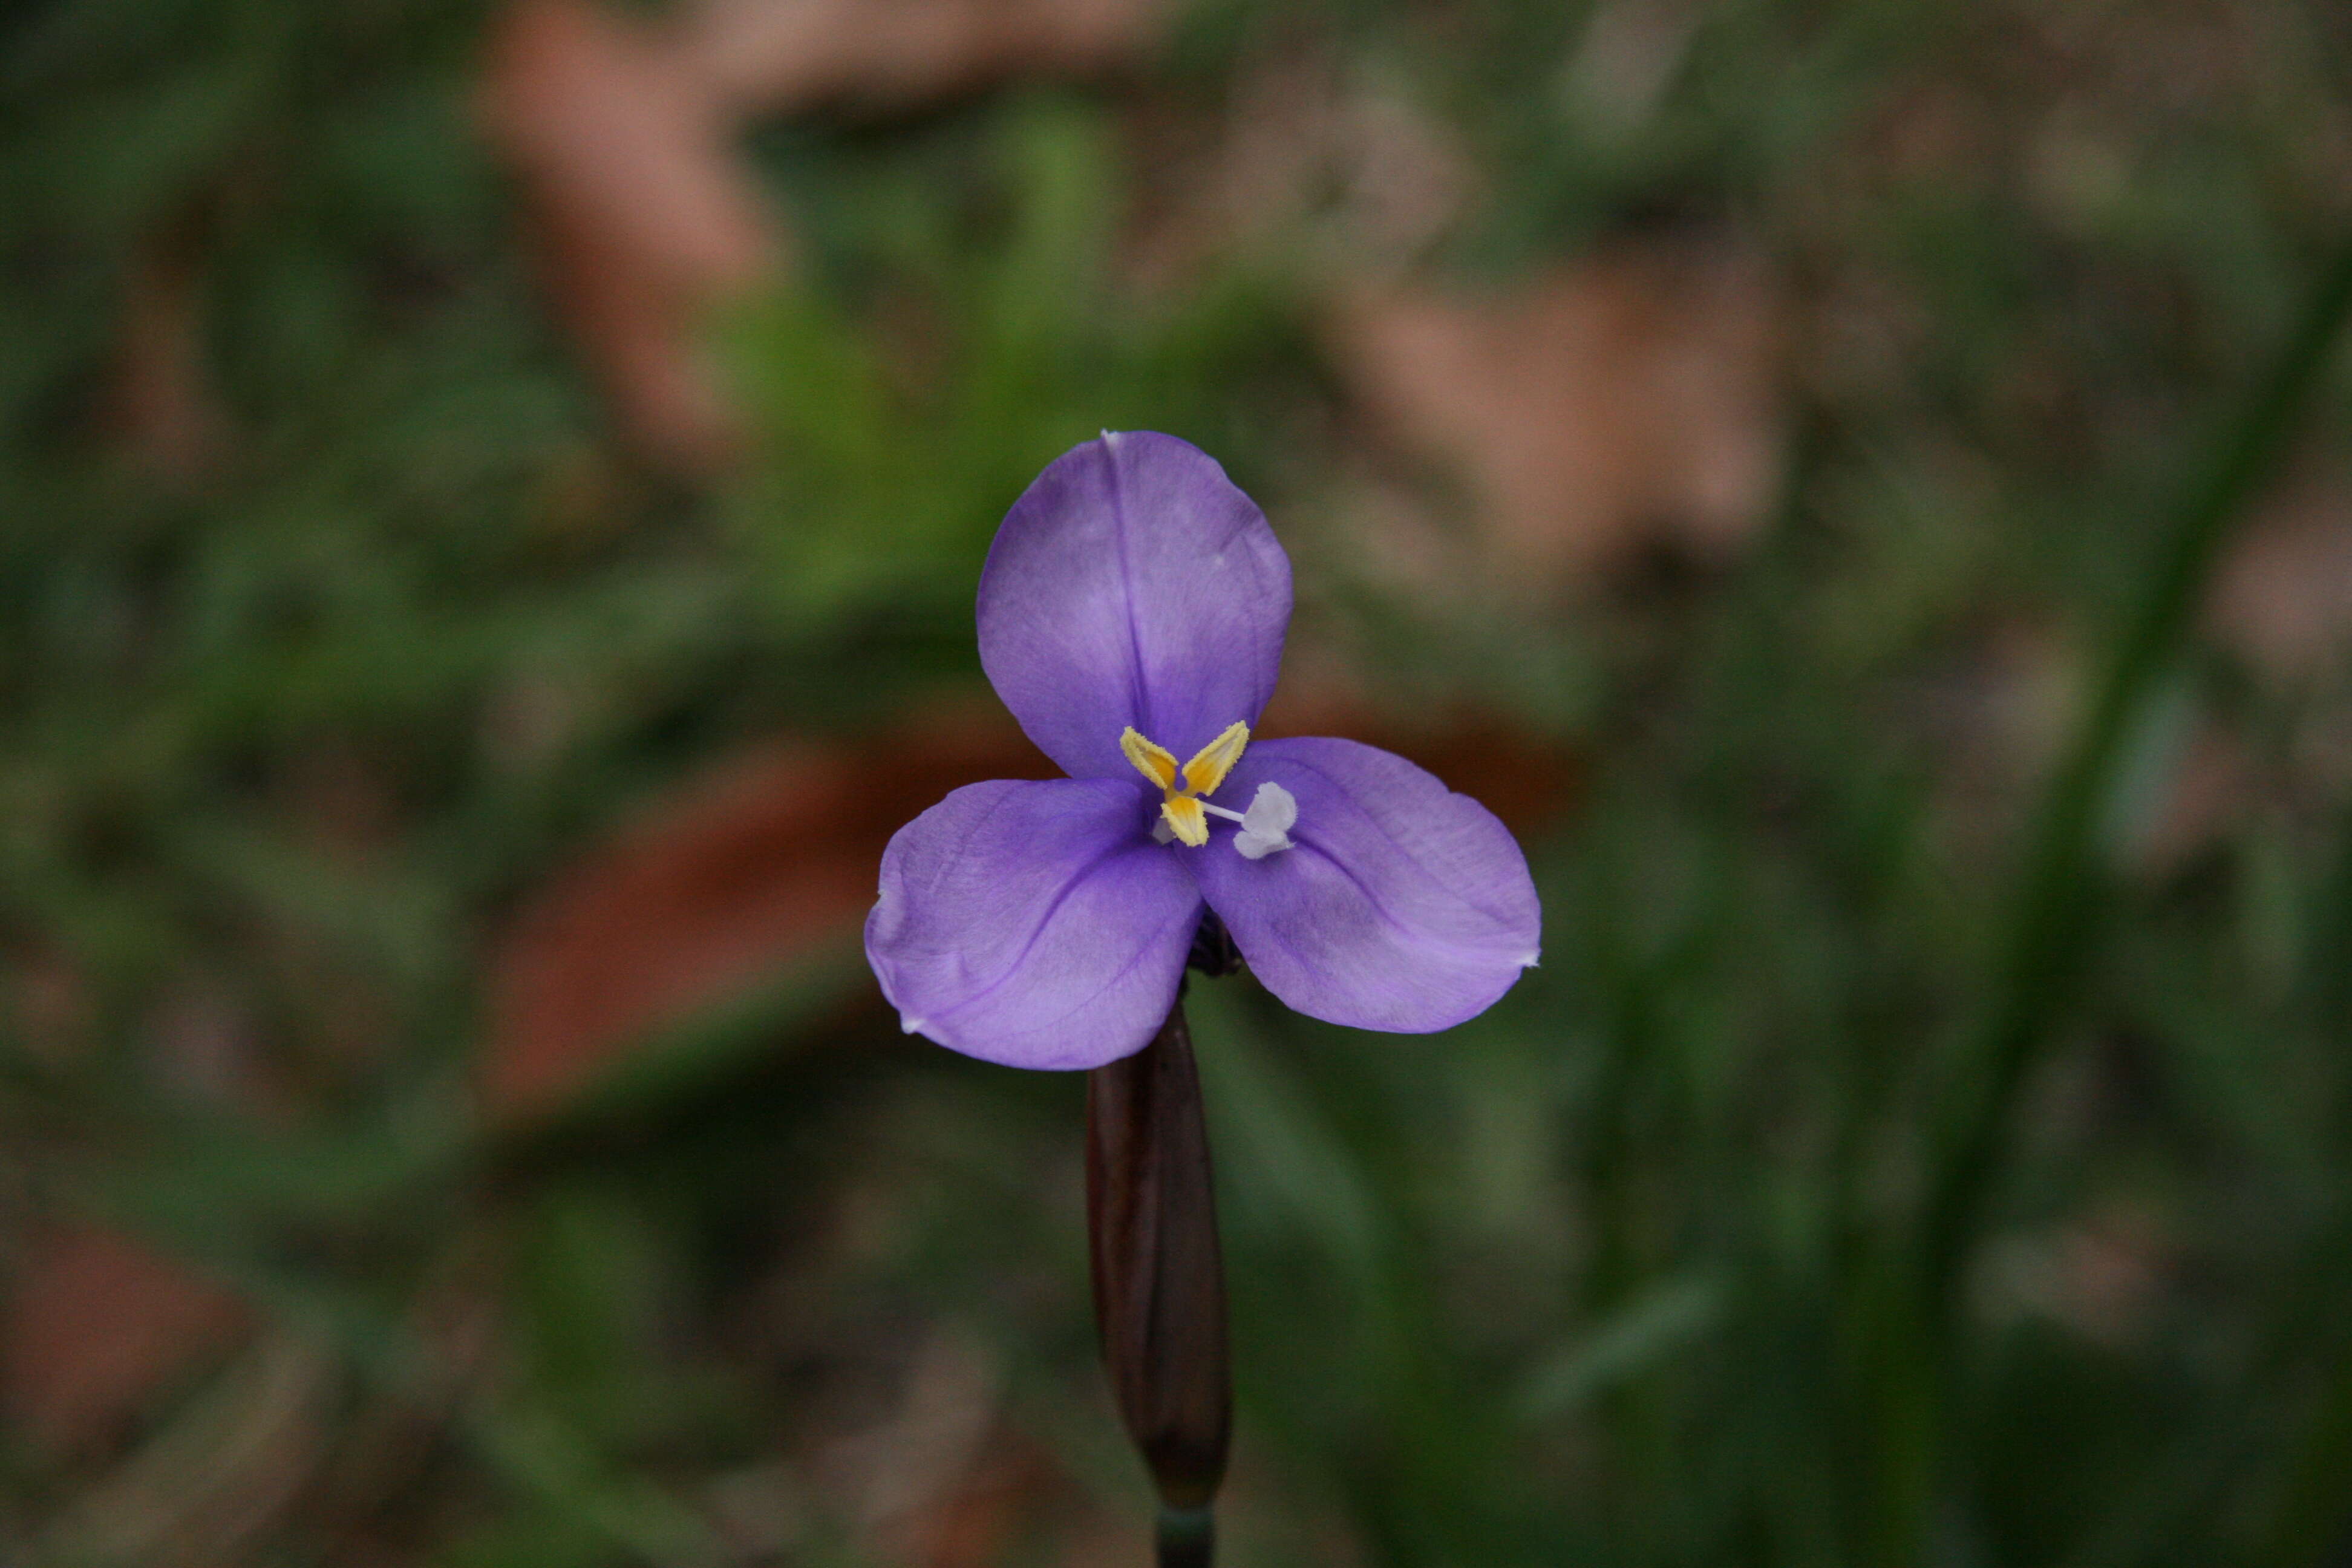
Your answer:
978,432 -> 1292,781
1191,737 -> 1541,1033
865,777 -> 1201,1070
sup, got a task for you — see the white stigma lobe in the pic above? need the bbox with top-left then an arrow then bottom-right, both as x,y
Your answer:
1206,781 -> 1296,859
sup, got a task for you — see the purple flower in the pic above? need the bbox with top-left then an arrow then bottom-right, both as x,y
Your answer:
864,432 -> 1543,1070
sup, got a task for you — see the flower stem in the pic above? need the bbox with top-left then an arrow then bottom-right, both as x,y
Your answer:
1086,995 -> 1232,1561
1155,1504 -> 1216,1568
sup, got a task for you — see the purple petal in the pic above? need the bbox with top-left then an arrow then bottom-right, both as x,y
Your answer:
978,432 -> 1292,781
1190,738 -> 1541,1033
866,777 -> 1201,1070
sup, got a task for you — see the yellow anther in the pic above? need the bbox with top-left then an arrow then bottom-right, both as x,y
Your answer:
1181,722 -> 1250,797
1120,727 -> 1180,791
1160,795 -> 1209,847
1120,721 -> 1252,847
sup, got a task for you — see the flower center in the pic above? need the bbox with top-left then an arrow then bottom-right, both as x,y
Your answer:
1119,722 -> 1295,857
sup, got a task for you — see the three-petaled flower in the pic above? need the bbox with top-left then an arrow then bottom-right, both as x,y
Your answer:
864,432 -> 1543,1070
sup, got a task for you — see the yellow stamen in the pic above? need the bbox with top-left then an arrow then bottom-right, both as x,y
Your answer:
1181,722 -> 1250,797
1120,720 -> 1253,847
1120,727 -> 1180,791
1160,794 -> 1209,847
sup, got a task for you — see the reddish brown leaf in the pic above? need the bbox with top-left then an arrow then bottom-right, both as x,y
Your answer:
479,0 -> 1169,470
113,239 -> 224,479
1257,679 -> 1584,834
479,0 -> 783,469
913,1429 -> 1063,1568
485,693 -> 1575,1120
1329,245 -> 1785,589
673,0 -> 1169,117
483,702 -> 1054,1119
5,1224 -> 250,1459
2208,474 -> 2352,685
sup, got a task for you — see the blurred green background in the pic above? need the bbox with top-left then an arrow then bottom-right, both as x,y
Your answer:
8,0 -> 2352,1563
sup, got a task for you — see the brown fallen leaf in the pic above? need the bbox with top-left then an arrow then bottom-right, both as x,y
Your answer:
1126,53 -> 1476,298
2102,473 -> 2352,874
673,0 -> 1169,118
479,0 -> 1171,470
5,942 -> 90,1065
5,1223 -> 250,1460
2118,720 -> 2249,878
1328,244 -> 1785,590
1978,1201 -> 2174,1350
1257,676 -> 1583,834
2207,472 -> 2352,687
479,0 -> 783,470
113,235 -> 224,480
914,1427 -> 1066,1568
485,693 -> 1577,1122
482,700 -> 1055,1120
